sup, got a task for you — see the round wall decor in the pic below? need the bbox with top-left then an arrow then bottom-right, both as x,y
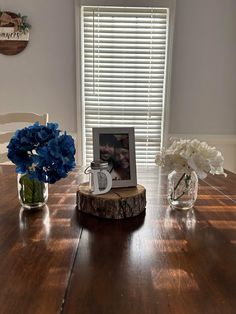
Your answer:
0,10 -> 31,55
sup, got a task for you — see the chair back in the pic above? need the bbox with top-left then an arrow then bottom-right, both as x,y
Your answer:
0,113 -> 48,163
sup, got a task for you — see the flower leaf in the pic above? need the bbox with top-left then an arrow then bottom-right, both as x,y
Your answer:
19,174 -> 45,203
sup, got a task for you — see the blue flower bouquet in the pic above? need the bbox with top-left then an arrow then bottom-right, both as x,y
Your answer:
7,122 -> 76,208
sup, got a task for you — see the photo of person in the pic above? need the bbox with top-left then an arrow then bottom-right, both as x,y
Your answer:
113,135 -> 130,180
93,127 -> 137,188
99,133 -> 130,181
99,134 -> 117,174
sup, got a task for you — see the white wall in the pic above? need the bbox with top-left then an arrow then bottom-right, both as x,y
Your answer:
170,0 -> 236,135
169,0 -> 236,172
0,0 -> 76,133
0,0 -> 236,170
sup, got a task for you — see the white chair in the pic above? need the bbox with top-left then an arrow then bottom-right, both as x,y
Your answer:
0,113 -> 49,163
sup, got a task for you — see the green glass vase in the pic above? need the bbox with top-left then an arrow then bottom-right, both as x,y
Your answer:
17,173 -> 48,209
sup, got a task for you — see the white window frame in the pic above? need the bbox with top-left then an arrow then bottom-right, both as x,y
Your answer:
75,0 -> 176,166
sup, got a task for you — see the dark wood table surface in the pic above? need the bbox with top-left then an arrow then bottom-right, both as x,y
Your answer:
0,165 -> 236,314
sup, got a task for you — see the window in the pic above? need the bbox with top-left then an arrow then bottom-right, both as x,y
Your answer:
76,1 -> 175,166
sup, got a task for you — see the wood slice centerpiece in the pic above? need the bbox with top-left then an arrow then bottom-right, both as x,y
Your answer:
77,182 -> 146,219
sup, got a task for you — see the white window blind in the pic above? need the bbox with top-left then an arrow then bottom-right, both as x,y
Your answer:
81,6 -> 169,165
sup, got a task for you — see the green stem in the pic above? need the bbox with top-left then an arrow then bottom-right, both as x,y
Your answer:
171,172 -> 191,201
173,191 -> 185,201
174,173 -> 185,191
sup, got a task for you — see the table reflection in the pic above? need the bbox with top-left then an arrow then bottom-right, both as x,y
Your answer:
164,206 -> 197,231
19,205 -> 50,245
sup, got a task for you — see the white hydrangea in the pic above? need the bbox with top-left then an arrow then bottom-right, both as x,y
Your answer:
155,138 -> 226,179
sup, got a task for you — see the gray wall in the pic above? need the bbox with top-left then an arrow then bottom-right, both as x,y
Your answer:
0,0 -> 236,136
0,0 -> 76,132
170,0 -> 236,135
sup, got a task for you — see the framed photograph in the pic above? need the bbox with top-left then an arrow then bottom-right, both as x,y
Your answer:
93,127 -> 137,188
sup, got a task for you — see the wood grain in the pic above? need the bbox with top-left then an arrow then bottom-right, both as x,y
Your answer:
0,165 -> 236,314
0,40 -> 28,55
77,183 -> 146,219
63,167 -> 236,314
0,165 -> 83,314
203,170 -> 236,202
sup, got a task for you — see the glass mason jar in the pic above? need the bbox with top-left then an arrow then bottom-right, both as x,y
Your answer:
89,160 -> 110,192
167,170 -> 198,210
17,173 -> 48,209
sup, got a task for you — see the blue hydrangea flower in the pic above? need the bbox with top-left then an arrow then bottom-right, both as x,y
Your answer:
7,122 -> 76,184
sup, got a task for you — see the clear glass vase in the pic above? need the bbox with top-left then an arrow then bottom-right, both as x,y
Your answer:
167,170 -> 198,210
17,173 -> 48,209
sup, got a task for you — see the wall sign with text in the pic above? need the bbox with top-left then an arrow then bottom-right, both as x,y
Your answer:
0,10 -> 31,55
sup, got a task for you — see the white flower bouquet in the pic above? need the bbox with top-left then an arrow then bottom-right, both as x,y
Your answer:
155,139 -> 226,209
155,138 -> 226,179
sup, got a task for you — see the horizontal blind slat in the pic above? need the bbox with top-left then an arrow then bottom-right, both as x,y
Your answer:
82,5 -> 168,165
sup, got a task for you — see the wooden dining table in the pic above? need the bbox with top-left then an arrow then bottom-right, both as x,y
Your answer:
0,164 -> 236,314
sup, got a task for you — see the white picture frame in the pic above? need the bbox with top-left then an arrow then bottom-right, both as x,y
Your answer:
93,127 -> 137,188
